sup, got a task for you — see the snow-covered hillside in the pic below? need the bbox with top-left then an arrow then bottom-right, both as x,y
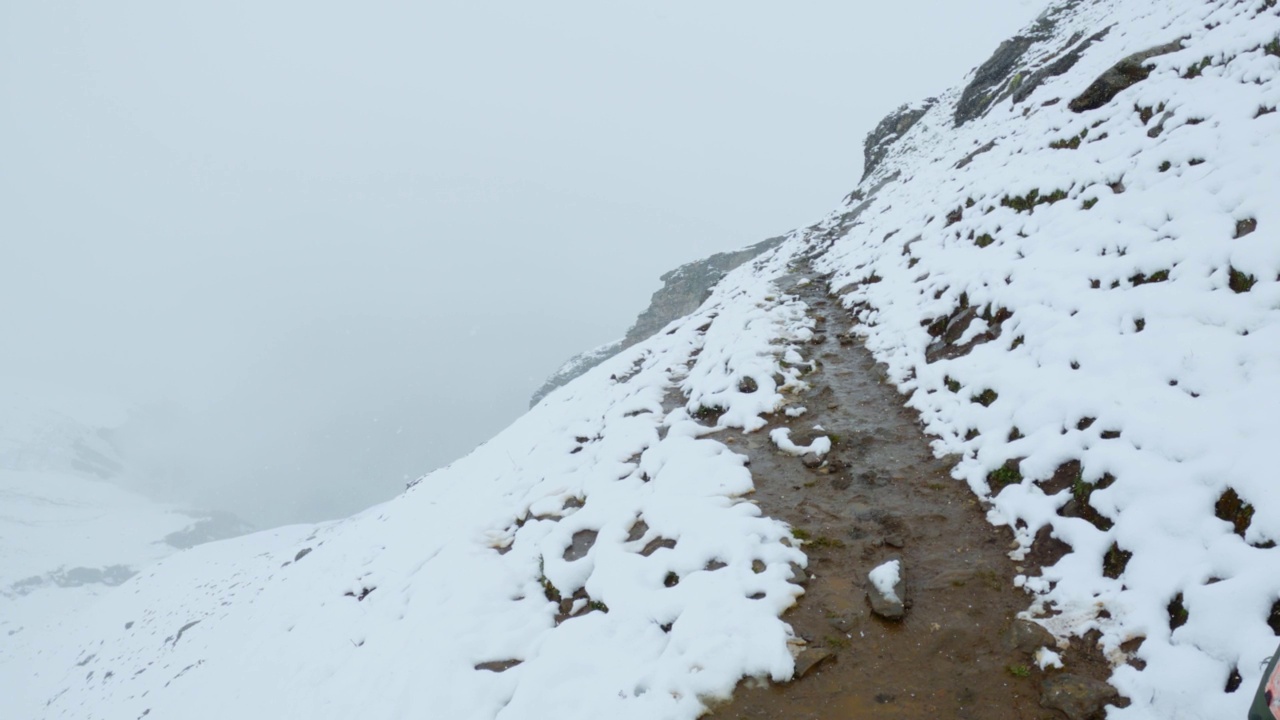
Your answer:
7,0 -> 1280,718
0,392 -> 251,711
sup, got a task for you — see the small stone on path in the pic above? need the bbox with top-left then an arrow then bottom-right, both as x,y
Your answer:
792,648 -> 835,680
1007,619 -> 1055,654
1039,673 -> 1119,720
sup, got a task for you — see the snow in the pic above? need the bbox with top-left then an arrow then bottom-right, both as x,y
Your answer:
0,399 -> 235,714
1037,647 -> 1066,670
7,1 -> 1280,718
868,560 -> 902,604
768,428 -> 831,458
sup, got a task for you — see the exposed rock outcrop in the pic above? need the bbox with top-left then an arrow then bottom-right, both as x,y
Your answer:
530,235 -> 785,406
1067,39 -> 1184,112
862,102 -> 933,181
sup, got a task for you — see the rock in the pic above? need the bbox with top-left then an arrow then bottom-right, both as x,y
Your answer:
791,648 -> 835,680
1040,674 -> 1120,720
1068,40 -> 1183,113
1011,28 -> 1111,105
529,236 -> 786,406
867,560 -> 907,621
788,563 -> 809,586
1007,619 -> 1056,654
827,614 -> 855,633
801,455 -> 824,469
862,102 -> 935,180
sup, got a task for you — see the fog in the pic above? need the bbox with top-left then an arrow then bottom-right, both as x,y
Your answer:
2,0 -> 1045,527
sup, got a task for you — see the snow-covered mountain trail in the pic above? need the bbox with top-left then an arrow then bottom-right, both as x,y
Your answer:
705,262 -> 1069,720
10,0 -> 1280,718
803,0 -> 1280,717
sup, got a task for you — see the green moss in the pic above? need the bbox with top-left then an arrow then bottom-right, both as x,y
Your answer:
807,535 -> 847,550
987,464 -> 1022,491
1267,37 -> 1280,58
542,578 -> 561,603
975,233 -> 996,248
1229,267 -> 1257,293
1183,56 -> 1213,78
1130,269 -> 1170,286
1158,160 -> 1172,172
824,634 -> 851,650
790,527 -> 812,541
1001,188 -> 1069,213
1082,198 -> 1099,210
692,404 -> 726,421
1168,593 -> 1189,630
588,599 -> 609,613
944,376 -> 961,393
1007,664 -> 1031,678
1215,488 -> 1255,536
1103,543 -> 1132,579
973,388 -> 999,407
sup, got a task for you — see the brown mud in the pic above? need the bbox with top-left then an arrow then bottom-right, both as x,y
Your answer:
701,263 -> 1115,720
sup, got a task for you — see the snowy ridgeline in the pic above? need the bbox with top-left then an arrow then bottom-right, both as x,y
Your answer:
8,0 -> 1280,718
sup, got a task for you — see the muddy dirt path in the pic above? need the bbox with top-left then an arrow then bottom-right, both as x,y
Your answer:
703,263 -> 1107,720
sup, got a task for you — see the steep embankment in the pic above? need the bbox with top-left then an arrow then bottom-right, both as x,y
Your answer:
11,1 -> 1280,719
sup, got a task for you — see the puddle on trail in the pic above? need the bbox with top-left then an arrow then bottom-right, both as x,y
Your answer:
700,265 -> 1105,720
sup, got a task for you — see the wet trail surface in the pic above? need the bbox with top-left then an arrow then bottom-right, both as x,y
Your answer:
703,264 -> 1078,720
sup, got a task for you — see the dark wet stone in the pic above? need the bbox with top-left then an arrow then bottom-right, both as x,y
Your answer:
801,455 -> 825,469
1007,619 -> 1055,654
792,648 -> 835,680
640,537 -> 676,557
475,659 -> 522,673
1068,40 -> 1183,113
294,547 -> 313,562
563,529 -> 598,561
789,563 -> 809,586
1040,674 -> 1119,720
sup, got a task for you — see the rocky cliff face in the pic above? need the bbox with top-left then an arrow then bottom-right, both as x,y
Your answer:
530,235 -> 785,406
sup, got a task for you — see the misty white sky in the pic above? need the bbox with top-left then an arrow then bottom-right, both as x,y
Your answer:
2,0 -> 1045,526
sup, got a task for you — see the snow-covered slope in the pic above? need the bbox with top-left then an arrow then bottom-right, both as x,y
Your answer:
11,253 -> 816,720
0,392 -> 251,711
10,0 -> 1280,718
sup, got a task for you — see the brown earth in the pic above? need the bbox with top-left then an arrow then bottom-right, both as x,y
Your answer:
700,263 -> 1118,720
